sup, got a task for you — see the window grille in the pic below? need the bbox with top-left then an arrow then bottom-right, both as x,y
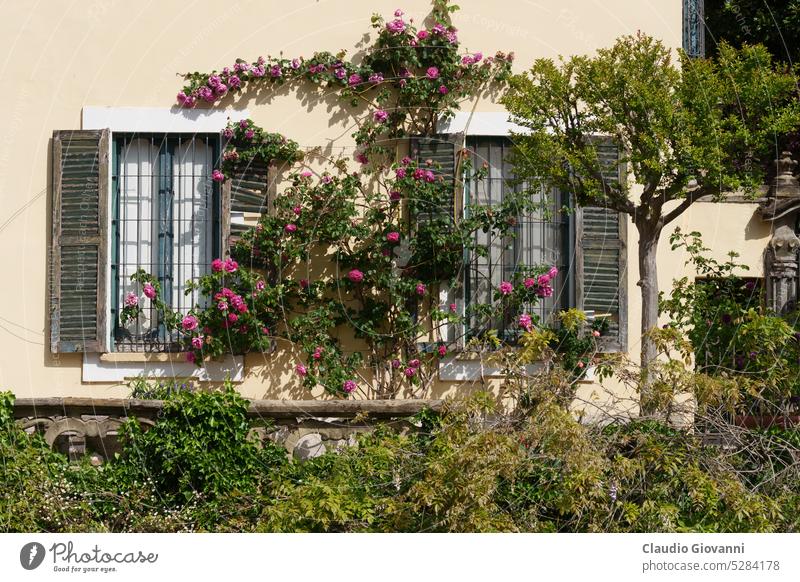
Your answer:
111,134 -> 220,351
464,136 -> 572,339
683,0 -> 705,58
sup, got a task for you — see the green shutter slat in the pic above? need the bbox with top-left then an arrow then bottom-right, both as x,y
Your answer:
50,129 -> 109,353
578,138 -> 626,351
413,136 -> 457,223
229,160 -> 269,214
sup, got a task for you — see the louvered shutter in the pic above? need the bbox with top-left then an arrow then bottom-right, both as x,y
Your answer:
222,159 -> 274,252
576,140 -> 628,352
410,134 -> 463,224
50,129 -> 110,353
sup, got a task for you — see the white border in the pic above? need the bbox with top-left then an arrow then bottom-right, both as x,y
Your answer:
82,106 -> 249,133
437,111 -> 530,136
82,353 -> 244,383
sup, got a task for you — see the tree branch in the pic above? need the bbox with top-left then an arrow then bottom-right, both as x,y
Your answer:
661,187 -> 707,227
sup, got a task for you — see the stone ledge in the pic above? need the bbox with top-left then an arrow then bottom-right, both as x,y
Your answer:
12,397 -> 444,420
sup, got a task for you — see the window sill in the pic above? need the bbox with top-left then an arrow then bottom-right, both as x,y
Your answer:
83,353 -> 244,383
438,355 -> 597,383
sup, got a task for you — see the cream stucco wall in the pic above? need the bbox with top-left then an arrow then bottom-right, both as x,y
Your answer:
1,0 -> 765,405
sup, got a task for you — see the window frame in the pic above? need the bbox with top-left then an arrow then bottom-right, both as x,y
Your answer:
459,134 -> 576,345
108,131 -> 222,353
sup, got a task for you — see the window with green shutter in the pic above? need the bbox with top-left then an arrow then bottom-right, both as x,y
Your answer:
50,129 -> 227,354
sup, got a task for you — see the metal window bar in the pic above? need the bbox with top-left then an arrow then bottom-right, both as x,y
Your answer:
683,0 -> 705,58
111,133 -> 220,352
464,136 -> 571,340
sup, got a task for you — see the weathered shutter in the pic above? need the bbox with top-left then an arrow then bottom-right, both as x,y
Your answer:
576,140 -> 628,352
221,159 -> 274,253
411,134 -> 463,224
50,129 -> 110,353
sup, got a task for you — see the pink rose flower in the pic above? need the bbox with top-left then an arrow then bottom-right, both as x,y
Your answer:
348,269 -> 364,283
438,85 -> 448,95
404,367 -> 416,378
191,336 -> 204,349
295,364 -> 307,377
473,52 -> 483,62
391,359 -> 401,369
417,30 -> 429,40
523,277 -> 536,289
124,291 -> 138,308
374,110 -> 389,123
449,303 -> 457,313
217,301 -> 228,311
394,9 -> 404,17
348,73 -> 362,86
538,273 -> 551,286
548,266 -> 559,278
386,231 -> 400,244
390,190 -> 402,201
227,313 -> 238,323
285,223 -> 297,233
256,280 -> 266,292
438,345 -> 447,357
416,283 -> 426,296
409,358 -> 421,368
518,313 -> 533,332
499,281 -> 514,295
244,129 -> 255,140
293,205 -> 302,215
313,346 -> 323,360
343,379 -> 357,393
386,18 -> 406,33
592,330 -> 601,337
300,170 -> 313,178
186,351 -> 196,363
395,168 -> 407,179
211,170 -> 225,182
224,258 -> 238,273
426,66 -> 439,79
181,315 -> 198,331
143,282 -> 156,300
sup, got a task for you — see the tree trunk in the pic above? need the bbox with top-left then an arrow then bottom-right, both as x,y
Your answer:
637,224 -> 661,413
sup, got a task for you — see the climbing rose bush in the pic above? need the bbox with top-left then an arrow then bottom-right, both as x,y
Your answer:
124,1 -> 569,398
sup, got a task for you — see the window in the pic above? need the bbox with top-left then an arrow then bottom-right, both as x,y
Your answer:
111,134 -> 221,351
683,0 -> 705,58
463,136 -> 572,339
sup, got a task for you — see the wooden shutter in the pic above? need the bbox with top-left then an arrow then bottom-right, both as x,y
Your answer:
50,129 -> 110,353
410,133 -> 463,224
221,160 -> 275,253
576,140 -> 628,352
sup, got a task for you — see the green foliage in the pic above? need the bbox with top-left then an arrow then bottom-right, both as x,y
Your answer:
705,0 -> 800,65
0,385 -> 798,533
109,383 -> 286,505
503,35 -> 800,213
662,229 -> 800,411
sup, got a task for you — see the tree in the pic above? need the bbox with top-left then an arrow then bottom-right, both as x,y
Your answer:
501,35 -> 800,400
705,0 -> 800,65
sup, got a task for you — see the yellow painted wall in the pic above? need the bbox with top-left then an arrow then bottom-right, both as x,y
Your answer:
1,0 -> 770,405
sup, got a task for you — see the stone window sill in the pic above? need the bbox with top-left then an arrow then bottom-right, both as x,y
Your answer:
83,353 -> 244,383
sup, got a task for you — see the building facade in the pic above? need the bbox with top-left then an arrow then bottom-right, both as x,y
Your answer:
0,1 -> 771,416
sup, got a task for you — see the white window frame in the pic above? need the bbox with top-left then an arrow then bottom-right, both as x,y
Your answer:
81,107 -> 249,382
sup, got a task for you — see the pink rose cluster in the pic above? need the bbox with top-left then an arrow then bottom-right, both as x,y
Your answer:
211,258 -> 239,274
342,379 -> 357,394
520,266 -> 560,298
